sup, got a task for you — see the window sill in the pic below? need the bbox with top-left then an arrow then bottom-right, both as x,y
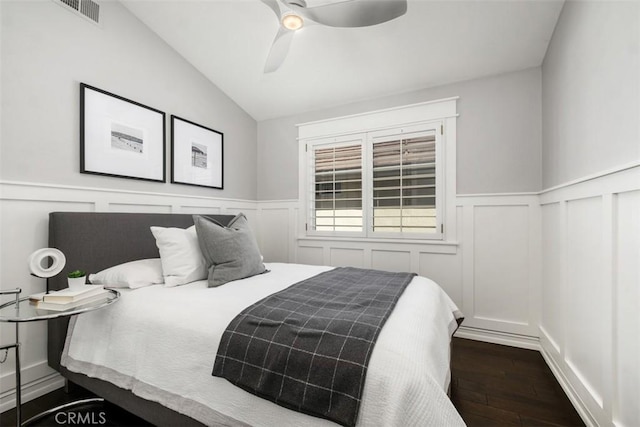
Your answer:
296,235 -> 459,254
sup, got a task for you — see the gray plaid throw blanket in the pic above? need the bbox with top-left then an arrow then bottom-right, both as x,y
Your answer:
212,267 -> 415,427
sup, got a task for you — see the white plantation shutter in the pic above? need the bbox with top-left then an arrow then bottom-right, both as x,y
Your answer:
372,132 -> 437,233
311,142 -> 363,232
300,98 -> 456,241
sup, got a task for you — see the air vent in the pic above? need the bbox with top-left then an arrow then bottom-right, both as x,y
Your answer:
54,0 -> 100,25
60,0 -> 79,9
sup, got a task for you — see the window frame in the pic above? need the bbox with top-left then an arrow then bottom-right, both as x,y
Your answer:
298,97 -> 458,244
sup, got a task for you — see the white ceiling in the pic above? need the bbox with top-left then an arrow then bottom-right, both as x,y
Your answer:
121,0 -> 564,121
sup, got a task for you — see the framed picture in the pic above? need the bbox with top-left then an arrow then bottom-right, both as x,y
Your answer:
80,83 -> 166,182
171,115 -> 224,189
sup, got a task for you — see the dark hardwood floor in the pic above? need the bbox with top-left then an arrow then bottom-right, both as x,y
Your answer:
451,338 -> 584,426
1,338 -> 584,427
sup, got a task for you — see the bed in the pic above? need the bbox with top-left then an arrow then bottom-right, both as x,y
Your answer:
47,212 -> 464,426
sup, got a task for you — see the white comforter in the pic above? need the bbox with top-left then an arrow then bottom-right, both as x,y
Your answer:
63,263 -> 465,426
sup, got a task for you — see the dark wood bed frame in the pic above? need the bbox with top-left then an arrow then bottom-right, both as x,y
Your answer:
47,212 -> 235,427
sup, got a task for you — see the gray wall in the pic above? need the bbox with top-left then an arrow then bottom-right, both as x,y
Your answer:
257,67 -> 542,200
542,0 -> 640,188
0,0 -> 257,200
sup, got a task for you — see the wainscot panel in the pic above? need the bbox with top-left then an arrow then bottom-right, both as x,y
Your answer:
458,194 -> 540,338
180,206 -> 223,215
472,205 -> 530,327
540,202 -> 563,353
565,196 -> 605,407
540,165 -> 640,427
330,248 -> 365,268
258,207 -> 291,263
371,250 -> 411,273
109,203 -> 172,213
614,190 -> 640,427
295,246 -> 324,266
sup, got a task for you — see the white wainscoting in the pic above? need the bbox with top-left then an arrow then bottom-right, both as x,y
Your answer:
258,193 -> 542,345
8,171 -> 636,425
0,181 -> 259,413
457,194 -> 541,341
539,165 -> 640,427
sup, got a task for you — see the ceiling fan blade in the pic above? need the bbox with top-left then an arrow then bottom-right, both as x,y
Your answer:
260,0 -> 282,18
264,26 -> 295,73
288,0 -> 407,28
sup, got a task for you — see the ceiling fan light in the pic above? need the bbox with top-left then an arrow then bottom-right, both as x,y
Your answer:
282,13 -> 304,31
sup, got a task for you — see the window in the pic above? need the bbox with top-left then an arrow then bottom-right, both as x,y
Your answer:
299,98 -> 457,242
305,123 -> 443,239
371,130 -> 438,234
312,141 -> 363,232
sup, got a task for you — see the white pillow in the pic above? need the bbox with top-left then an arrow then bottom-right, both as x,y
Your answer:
150,225 -> 207,287
89,258 -> 164,289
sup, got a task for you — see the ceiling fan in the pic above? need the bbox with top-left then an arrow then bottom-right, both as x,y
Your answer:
260,0 -> 408,73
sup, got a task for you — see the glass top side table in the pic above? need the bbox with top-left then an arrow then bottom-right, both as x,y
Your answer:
0,288 -> 119,426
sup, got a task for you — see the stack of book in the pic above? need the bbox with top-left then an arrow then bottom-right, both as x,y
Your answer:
30,285 -> 109,311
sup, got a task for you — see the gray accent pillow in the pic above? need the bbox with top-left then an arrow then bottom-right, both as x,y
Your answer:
193,213 -> 267,287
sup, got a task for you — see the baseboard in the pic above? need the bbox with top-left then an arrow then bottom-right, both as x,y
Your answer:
0,372 -> 65,413
454,326 -> 540,350
538,331 -> 597,427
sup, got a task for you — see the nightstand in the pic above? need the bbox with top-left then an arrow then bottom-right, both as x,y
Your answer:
0,288 -> 119,426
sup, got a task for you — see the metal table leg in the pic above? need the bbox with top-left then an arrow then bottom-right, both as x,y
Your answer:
0,335 -> 20,427
0,289 -> 22,427
15,322 -> 21,427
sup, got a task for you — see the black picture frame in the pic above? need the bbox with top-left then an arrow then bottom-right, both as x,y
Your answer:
171,115 -> 224,189
80,83 -> 166,182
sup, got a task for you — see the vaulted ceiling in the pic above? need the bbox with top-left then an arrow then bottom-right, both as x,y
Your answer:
121,0 -> 564,121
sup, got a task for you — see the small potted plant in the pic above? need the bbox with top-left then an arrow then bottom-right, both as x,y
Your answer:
67,270 -> 87,290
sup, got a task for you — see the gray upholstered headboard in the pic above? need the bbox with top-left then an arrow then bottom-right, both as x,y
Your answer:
47,212 -> 235,370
